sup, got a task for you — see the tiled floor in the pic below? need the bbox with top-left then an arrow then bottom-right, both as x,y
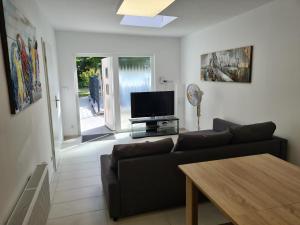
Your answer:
47,133 -> 229,225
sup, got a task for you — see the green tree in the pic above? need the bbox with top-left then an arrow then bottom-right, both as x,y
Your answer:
79,68 -> 96,88
76,57 -> 102,88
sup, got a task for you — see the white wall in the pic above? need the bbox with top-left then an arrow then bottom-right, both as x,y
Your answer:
55,31 -> 183,137
0,0 -> 62,223
181,0 -> 300,164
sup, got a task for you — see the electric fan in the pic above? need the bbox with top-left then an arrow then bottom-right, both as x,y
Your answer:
187,84 -> 204,131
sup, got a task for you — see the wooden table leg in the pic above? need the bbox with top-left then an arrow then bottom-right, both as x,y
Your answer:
186,176 -> 198,225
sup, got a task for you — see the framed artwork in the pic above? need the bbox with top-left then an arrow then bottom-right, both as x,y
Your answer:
0,0 -> 42,114
201,46 -> 253,83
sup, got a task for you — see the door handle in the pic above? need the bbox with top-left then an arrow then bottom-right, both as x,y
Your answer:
55,96 -> 60,108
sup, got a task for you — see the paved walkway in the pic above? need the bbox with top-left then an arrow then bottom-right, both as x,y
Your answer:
79,96 -> 110,135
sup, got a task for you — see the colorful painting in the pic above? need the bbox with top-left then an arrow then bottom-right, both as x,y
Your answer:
0,0 -> 41,114
201,46 -> 253,83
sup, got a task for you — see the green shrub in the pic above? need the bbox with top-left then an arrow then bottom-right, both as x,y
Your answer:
79,68 -> 96,88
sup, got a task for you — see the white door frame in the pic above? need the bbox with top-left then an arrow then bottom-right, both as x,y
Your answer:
73,53 -> 155,134
42,38 -> 57,171
73,53 -> 111,135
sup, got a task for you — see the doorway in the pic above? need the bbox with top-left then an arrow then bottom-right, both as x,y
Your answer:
76,56 -> 113,142
75,55 -> 154,140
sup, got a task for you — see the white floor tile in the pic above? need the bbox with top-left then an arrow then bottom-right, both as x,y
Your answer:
49,197 -> 106,219
47,210 -> 107,225
165,207 -> 185,225
62,156 -> 98,165
198,203 -> 229,225
166,203 -> 229,225
58,162 -> 99,173
59,169 -> 100,180
107,210 -> 169,225
56,176 -> 101,191
53,186 -> 102,203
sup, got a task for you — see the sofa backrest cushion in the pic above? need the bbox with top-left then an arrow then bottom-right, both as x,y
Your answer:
173,131 -> 233,152
230,122 -> 276,144
111,138 -> 174,170
213,118 -> 240,131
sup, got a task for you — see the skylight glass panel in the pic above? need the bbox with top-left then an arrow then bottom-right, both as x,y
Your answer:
120,15 -> 177,28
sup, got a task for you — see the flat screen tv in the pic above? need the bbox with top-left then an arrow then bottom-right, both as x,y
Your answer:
131,91 -> 174,118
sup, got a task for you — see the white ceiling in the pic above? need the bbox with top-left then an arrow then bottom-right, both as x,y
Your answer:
37,0 -> 273,37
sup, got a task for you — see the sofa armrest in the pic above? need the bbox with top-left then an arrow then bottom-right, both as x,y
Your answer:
272,136 -> 288,160
100,155 -> 121,219
213,118 -> 240,131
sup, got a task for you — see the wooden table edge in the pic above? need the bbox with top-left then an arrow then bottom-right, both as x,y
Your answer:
178,154 -> 300,225
180,170 -> 238,225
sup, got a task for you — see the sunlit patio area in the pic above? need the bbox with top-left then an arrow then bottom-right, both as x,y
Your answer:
79,96 -> 111,137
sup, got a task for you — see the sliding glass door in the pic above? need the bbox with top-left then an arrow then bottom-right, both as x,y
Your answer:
118,57 -> 152,130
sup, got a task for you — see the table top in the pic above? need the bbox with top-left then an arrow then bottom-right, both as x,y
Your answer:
179,154 -> 300,225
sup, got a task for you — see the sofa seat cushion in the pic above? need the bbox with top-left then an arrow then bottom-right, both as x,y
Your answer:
111,138 -> 174,170
230,122 -> 276,144
174,130 -> 233,152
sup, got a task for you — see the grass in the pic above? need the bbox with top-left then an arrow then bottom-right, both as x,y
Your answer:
79,88 -> 90,97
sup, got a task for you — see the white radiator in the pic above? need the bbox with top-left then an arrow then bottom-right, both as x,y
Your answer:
6,163 -> 50,225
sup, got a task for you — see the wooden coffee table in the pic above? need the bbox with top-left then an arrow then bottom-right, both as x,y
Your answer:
179,154 -> 300,225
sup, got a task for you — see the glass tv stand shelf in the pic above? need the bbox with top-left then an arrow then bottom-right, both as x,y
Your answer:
129,116 -> 179,139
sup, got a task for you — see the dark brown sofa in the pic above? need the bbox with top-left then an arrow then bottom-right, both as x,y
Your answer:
100,118 -> 288,220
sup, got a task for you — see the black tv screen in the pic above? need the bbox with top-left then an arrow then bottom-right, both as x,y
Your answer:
131,91 -> 174,118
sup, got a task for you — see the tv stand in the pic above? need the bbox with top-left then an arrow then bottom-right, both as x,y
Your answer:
146,120 -> 159,132
129,116 -> 179,139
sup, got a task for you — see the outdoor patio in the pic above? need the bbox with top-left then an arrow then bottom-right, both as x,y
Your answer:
79,96 -> 111,136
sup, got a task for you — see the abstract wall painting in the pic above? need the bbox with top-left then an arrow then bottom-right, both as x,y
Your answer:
0,0 -> 42,114
201,46 -> 253,83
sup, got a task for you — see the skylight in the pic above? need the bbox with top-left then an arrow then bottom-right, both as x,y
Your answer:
120,15 -> 177,28
117,0 -> 175,17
